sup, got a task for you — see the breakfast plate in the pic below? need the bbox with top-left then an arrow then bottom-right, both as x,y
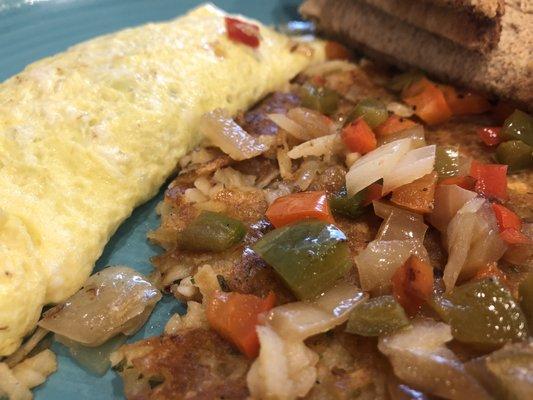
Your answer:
1,1 -> 531,399
0,1 -> 299,398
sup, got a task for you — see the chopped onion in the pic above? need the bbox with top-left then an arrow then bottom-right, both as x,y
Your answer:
268,113 -> 309,141
277,144 -> 293,180
428,184 -> 477,232
382,145 -> 436,194
263,181 -> 294,205
355,239 -> 428,292
293,159 -> 321,191
287,107 -> 335,138
199,109 -> 268,161
378,320 -> 491,400
374,203 -> 427,242
378,125 -> 426,148
287,133 -> 342,159
386,101 -> 415,118
55,334 -> 126,376
266,283 -> 367,341
357,203 -> 429,291
39,266 -> 161,347
346,138 -> 413,196
443,199 -> 507,292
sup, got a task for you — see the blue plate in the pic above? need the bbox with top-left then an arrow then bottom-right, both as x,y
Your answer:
0,0 -> 300,398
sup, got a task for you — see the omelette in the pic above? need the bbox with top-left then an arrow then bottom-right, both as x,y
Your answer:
0,4 -> 324,356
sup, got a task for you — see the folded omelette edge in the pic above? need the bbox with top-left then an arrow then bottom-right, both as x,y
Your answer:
0,3 -> 325,355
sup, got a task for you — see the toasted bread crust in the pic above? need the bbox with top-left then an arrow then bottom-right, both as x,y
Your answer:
362,0 -> 504,52
301,0 -> 533,110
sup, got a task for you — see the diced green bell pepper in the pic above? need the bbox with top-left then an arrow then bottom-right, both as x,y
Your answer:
435,145 -> 460,178
351,98 -> 389,128
299,83 -> 340,115
466,342 -> 533,400
329,186 -> 367,219
178,211 -> 246,252
387,71 -> 424,93
519,273 -> 533,333
501,110 -> 533,146
252,220 -> 352,299
496,140 -> 533,172
346,295 -> 409,336
439,278 -> 528,349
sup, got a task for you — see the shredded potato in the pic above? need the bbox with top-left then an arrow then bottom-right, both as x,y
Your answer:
247,326 -> 318,400
164,301 -> 208,335
213,167 -> 256,191
0,350 -> 56,400
12,350 -> 57,390
193,264 -> 221,301
0,363 -> 32,400
5,328 -> 49,368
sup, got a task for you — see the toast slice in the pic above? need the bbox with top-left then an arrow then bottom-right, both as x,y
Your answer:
361,0 -> 504,52
301,0 -> 533,110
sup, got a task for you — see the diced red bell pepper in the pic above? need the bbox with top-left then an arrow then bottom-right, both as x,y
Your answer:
206,291 -> 276,358
362,183 -> 383,206
341,118 -> 377,154
439,175 -> 476,191
492,203 -> 522,231
477,127 -> 502,147
225,17 -> 261,48
441,86 -> 491,116
470,160 -> 508,201
392,255 -> 434,316
402,78 -> 453,125
500,228 -> 530,245
491,203 -> 530,244
266,191 -> 334,228
375,115 -> 417,136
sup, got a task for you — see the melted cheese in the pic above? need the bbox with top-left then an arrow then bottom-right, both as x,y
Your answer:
0,4 -> 324,355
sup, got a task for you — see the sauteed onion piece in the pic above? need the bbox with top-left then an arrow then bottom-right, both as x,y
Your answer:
39,266 -> 161,347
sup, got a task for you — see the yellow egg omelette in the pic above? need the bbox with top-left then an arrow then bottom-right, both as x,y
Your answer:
0,4 -> 324,355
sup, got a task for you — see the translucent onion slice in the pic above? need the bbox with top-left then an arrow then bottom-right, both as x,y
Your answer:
266,283 -> 367,341
355,239 -> 429,292
199,109 -> 268,161
386,101 -> 415,118
428,184 -> 477,232
55,334 -> 126,376
378,125 -> 426,148
286,107 -> 335,138
39,266 -> 161,347
346,138 -> 413,196
382,145 -> 436,194
268,113 -> 309,141
374,203 -> 427,242
303,60 -> 356,76
293,159 -> 321,191
378,320 -> 491,400
287,134 -> 342,159
443,199 -> 507,292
